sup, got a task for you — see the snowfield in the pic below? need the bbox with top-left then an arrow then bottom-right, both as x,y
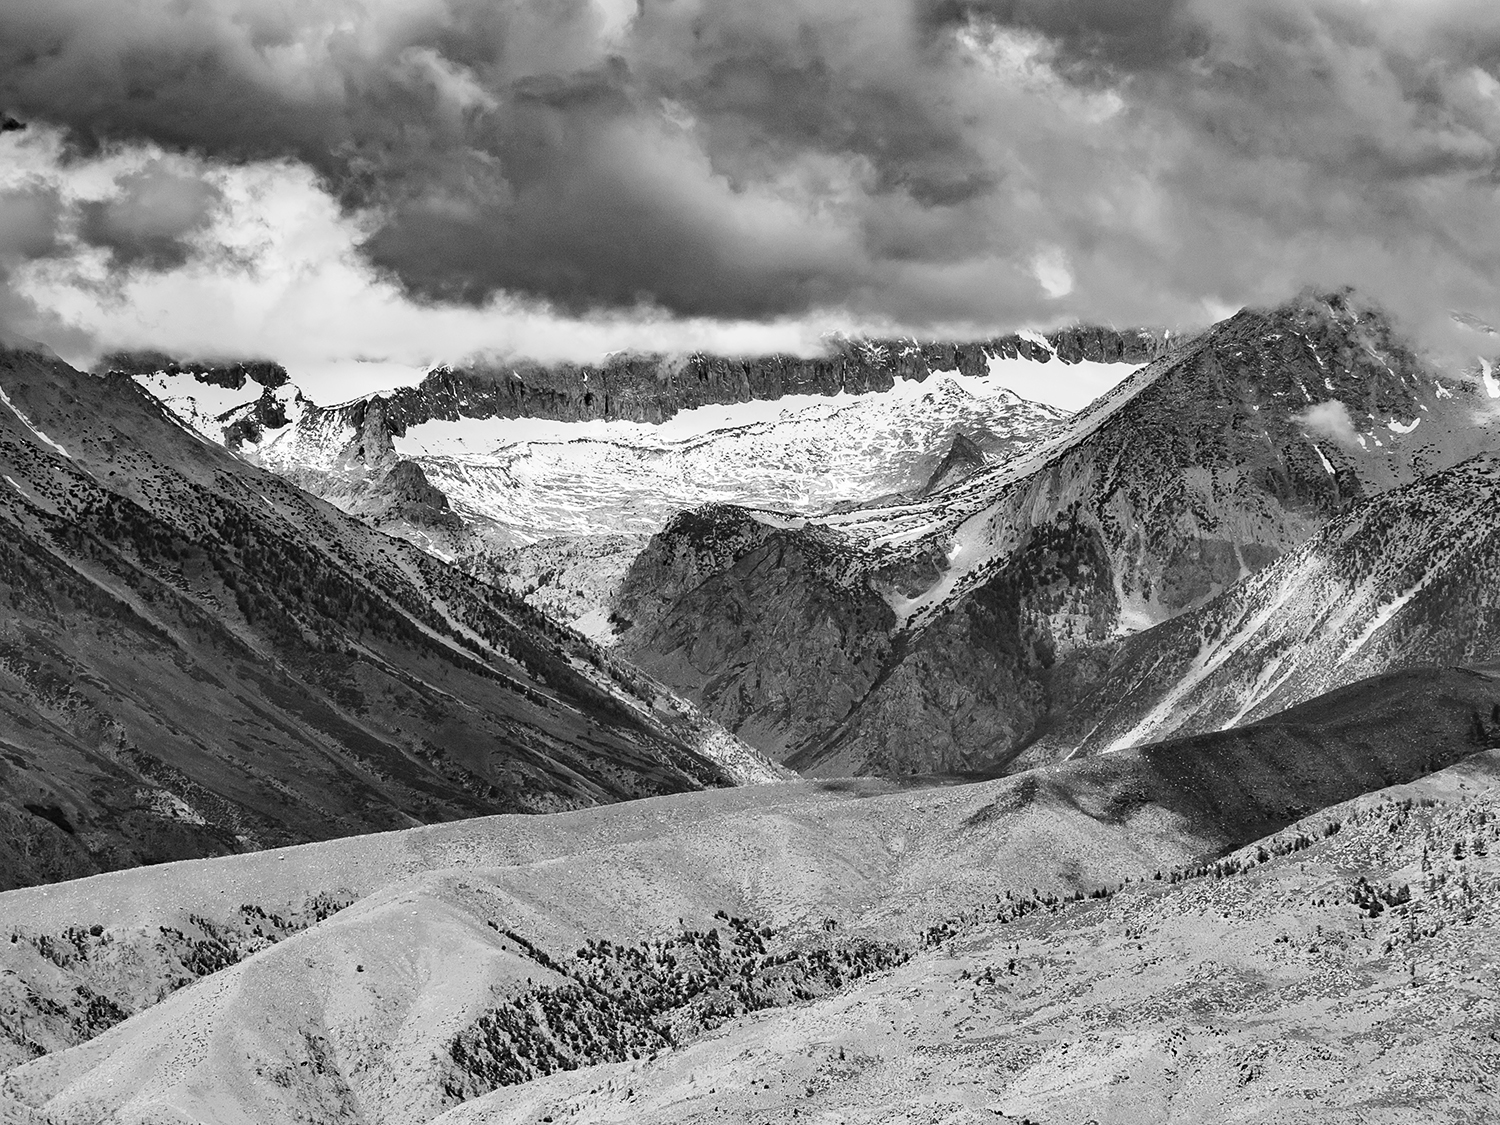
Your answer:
396,373 -> 1068,542
133,350 -> 1136,546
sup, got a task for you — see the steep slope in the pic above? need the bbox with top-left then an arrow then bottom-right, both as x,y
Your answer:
0,346 -> 773,891
1,667 -> 1494,1123
1039,452 -> 1500,758
615,290 -> 1496,773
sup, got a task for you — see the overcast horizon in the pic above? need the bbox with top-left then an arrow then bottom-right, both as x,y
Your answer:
4,0 -> 1500,396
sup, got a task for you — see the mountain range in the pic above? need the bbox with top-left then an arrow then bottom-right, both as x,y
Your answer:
3,287 -> 1499,1123
105,292 -> 1500,780
109,326 -> 1163,552
612,290 -> 1498,774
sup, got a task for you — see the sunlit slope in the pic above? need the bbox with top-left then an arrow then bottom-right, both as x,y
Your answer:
3,666 -> 1494,1122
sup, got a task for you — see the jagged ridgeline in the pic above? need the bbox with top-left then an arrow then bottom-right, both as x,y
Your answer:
104,325 -> 1169,626
97,350 -> 296,446
314,327 -> 1173,429
102,327 -> 1168,445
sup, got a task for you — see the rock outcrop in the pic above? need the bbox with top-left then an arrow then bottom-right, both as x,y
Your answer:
919,433 -> 988,496
345,328 -> 1172,432
98,351 -> 289,391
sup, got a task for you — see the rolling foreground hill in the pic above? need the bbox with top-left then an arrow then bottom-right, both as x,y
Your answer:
435,749 -> 1500,1125
0,346 -> 776,891
0,666 -> 1495,1123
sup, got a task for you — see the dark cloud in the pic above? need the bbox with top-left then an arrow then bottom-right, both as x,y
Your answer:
0,179 -> 90,351
0,0 -> 1499,343
0,183 -> 65,262
76,163 -> 223,270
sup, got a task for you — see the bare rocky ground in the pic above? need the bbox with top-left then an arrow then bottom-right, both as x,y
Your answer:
434,751 -> 1500,1125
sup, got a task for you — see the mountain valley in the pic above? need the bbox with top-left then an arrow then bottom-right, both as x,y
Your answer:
2,290 -> 1498,1124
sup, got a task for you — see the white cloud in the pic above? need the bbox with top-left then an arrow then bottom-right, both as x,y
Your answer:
0,128 -> 850,400
1031,247 -> 1074,299
1296,399 -> 1362,450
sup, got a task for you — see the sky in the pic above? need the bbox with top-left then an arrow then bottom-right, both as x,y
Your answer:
2,0 -> 1500,398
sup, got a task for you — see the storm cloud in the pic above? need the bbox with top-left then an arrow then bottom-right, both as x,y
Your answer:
2,0 -> 1500,347
0,178 -> 91,352
77,162 -> 225,271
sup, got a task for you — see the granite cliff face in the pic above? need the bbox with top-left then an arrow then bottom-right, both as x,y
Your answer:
613,291 -> 1497,775
610,506 -> 894,761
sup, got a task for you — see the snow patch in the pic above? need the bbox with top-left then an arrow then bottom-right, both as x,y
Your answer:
1016,329 -> 1058,354
980,352 -> 1133,412
572,607 -> 618,646
1309,441 -> 1336,475
0,384 -> 70,458
394,373 -> 1076,542
132,370 -> 262,442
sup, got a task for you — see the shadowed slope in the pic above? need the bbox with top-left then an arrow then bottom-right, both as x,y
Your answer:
0,348 -> 763,890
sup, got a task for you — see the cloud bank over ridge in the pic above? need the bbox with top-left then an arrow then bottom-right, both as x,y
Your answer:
2,0 -> 1500,373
